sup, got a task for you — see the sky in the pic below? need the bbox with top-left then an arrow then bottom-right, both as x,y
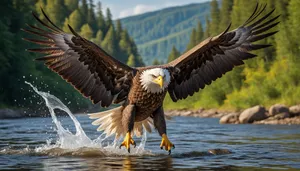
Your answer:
97,0 -> 210,19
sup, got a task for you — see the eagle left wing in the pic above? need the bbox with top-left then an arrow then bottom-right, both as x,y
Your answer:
23,9 -> 136,107
166,3 -> 279,102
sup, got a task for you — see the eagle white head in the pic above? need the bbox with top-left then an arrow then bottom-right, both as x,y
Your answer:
140,68 -> 171,94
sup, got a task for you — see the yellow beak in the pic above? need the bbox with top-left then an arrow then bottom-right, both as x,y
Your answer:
154,75 -> 164,88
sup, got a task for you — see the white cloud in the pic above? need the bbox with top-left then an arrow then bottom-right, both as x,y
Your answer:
119,4 -> 158,18
134,4 -> 157,15
119,9 -> 134,18
115,0 -> 211,19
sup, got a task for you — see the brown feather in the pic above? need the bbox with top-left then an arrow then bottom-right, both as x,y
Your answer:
23,9 -> 136,108
166,3 -> 279,101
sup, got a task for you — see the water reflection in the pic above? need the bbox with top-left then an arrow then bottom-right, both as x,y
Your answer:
40,155 -> 174,170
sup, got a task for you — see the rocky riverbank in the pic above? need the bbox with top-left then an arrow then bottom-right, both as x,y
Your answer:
2,104 -> 300,124
0,109 -> 25,119
166,104 -> 300,125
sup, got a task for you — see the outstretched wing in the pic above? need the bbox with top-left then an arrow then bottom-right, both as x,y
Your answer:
167,3 -> 279,102
23,9 -> 136,107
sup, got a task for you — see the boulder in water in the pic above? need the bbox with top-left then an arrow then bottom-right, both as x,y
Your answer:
289,105 -> 300,117
269,104 -> 289,116
239,105 -> 267,124
273,112 -> 290,119
208,149 -> 232,155
219,113 -> 240,124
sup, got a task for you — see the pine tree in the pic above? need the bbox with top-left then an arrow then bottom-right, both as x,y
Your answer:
209,0 -> 220,35
62,18 -> 70,32
288,0 -> 300,57
196,21 -> 204,42
128,37 -> 144,66
119,30 -> 131,63
231,0 -> 257,28
116,19 -> 123,41
65,9 -> 82,32
64,0 -> 79,14
152,59 -> 161,65
127,54 -> 136,67
219,0 -> 233,31
167,45 -> 180,63
80,24 -> 93,40
87,0 -> 97,34
105,8 -> 113,28
101,25 -> 118,57
93,30 -> 103,46
274,0 -> 290,58
35,0 -> 46,20
204,16 -> 211,38
45,0 -> 68,27
136,55 -> 145,67
80,0 -> 88,24
186,28 -> 197,51
274,0 -> 290,20
96,2 -> 106,34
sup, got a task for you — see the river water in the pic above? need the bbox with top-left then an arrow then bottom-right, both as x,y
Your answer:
0,84 -> 300,170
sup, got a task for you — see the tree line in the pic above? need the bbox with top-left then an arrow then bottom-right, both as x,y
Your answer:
0,0 -> 144,111
164,0 -> 300,110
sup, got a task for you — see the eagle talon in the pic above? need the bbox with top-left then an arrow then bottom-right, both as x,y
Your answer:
120,132 -> 136,153
160,134 -> 174,154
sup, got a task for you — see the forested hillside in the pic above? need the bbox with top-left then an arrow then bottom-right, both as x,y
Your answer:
120,2 -> 210,64
0,0 -> 144,111
164,0 -> 300,110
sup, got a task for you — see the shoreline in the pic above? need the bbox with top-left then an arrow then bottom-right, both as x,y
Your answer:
2,104 -> 300,125
165,104 -> 300,125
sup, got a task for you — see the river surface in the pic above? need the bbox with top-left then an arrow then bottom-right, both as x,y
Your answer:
0,84 -> 300,170
1,116 -> 300,170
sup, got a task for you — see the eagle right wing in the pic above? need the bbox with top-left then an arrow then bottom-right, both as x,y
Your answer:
23,9 -> 136,107
167,3 -> 279,102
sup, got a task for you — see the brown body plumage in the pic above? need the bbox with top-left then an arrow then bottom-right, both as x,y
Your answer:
128,68 -> 168,122
23,3 -> 279,154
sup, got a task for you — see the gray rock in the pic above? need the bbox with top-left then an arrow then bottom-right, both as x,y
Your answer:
208,149 -> 232,155
180,111 -> 193,116
255,116 -> 300,125
0,109 -> 24,119
269,104 -> 289,116
289,105 -> 300,116
273,112 -> 290,119
199,109 -> 218,117
219,113 -> 240,124
239,105 -> 267,123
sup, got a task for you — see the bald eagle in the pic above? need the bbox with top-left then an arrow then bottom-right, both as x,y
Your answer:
23,3 -> 279,154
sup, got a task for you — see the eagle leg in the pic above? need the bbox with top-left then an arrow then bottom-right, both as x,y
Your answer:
119,132 -> 136,153
120,104 -> 136,153
153,106 -> 175,154
160,134 -> 175,155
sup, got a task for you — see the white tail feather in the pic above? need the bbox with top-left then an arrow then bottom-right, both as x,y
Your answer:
88,106 -> 153,139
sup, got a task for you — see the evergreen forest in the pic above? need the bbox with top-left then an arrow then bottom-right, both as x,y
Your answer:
164,0 -> 300,110
0,0 -> 143,111
0,0 -> 300,112
120,2 -> 210,65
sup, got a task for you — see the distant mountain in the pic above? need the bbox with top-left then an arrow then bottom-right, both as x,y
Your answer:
120,2 -> 210,65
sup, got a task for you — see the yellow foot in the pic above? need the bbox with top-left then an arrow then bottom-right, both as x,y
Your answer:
119,132 -> 136,153
160,134 -> 175,154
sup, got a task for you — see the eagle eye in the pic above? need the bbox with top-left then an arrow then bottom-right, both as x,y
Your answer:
150,74 -> 156,78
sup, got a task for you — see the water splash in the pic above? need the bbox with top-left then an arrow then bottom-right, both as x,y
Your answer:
24,81 -> 150,156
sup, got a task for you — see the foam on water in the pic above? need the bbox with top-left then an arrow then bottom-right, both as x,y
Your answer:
23,81 -> 151,156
